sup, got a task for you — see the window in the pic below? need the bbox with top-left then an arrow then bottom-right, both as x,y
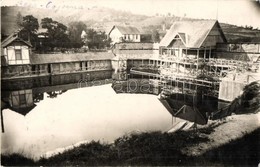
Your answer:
19,94 -> 26,105
15,49 -> 22,60
85,61 -> 88,70
136,35 -> 138,40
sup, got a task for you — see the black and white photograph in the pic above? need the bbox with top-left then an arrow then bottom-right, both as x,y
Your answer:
1,0 -> 260,166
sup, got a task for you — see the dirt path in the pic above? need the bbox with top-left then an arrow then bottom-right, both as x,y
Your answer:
182,111 -> 260,156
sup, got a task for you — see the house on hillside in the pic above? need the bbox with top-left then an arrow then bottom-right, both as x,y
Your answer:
37,28 -> 48,39
108,25 -> 141,44
1,31 -> 33,77
159,20 -> 227,59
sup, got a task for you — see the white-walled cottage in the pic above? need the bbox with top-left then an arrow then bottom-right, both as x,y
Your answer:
1,32 -> 32,65
108,26 -> 141,44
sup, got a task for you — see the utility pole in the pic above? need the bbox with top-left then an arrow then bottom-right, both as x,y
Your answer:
216,0 -> 219,20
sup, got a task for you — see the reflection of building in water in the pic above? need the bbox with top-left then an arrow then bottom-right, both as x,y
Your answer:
46,90 -> 67,98
2,89 -> 36,116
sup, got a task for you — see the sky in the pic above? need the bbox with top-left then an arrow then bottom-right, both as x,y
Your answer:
1,0 -> 260,28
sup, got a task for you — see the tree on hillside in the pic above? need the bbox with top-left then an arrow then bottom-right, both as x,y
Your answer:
241,81 -> 260,108
18,15 -> 39,47
83,29 -> 111,49
68,21 -> 87,48
41,17 -> 70,50
151,29 -> 160,43
16,12 -> 23,28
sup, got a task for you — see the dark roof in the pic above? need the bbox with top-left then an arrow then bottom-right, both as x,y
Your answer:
10,104 -> 37,116
1,32 -> 32,48
160,20 -> 226,48
109,26 -> 140,35
30,52 -> 114,64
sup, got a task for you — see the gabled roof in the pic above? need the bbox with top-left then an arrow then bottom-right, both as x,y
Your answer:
1,32 -> 32,48
160,20 -> 226,48
109,25 -> 140,35
178,33 -> 186,44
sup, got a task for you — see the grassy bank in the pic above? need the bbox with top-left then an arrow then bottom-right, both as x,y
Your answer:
1,126 -> 259,166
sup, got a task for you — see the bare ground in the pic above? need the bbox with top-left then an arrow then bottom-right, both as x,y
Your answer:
182,110 -> 260,156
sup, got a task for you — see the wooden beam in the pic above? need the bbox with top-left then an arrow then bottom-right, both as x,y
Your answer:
209,46 -> 212,59
204,47 -> 206,59
197,49 -> 199,70
1,110 -> 4,133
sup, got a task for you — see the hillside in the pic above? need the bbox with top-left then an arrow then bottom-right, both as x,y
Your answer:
1,6 -> 149,35
1,6 -> 260,43
220,23 -> 260,43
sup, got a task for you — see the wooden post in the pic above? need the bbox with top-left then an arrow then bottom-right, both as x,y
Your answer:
177,62 -> 179,74
204,47 -> 206,59
178,46 -> 180,59
183,80 -> 185,94
197,49 -> 199,71
1,109 -> 4,133
209,47 -> 211,59
215,65 -> 217,77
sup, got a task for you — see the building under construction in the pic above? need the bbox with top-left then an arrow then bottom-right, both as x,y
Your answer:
112,20 -> 260,103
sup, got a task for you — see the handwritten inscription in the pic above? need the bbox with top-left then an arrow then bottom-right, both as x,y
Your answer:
15,0 -> 84,10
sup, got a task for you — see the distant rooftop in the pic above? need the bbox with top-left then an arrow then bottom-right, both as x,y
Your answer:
109,25 -> 140,35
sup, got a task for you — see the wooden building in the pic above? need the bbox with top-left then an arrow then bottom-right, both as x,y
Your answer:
29,52 -> 113,75
159,20 -> 227,59
108,26 -> 141,44
1,31 -> 33,77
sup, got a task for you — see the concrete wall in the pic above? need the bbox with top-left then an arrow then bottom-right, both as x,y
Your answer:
127,59 -> 150,69
50,70 -> 113,85
111,59 -> 127,72
218,80 -> 245,102
87,60 -> 112,71
1,65 -> 32,77
46,60 -> 112,74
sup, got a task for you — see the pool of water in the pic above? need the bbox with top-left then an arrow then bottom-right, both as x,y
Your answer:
1,84 -> 172,160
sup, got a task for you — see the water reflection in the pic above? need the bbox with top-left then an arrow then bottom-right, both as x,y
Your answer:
1,72 -> 173,160
1,71 -> 230,159
2,89 -> 36,116
111,71 -> 230,125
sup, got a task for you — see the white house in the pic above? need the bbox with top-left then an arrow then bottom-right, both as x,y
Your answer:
1,32 -> 32,65
108,25 -> 141,44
